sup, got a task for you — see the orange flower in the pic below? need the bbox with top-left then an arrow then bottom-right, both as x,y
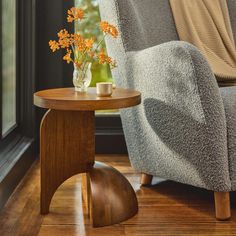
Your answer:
72,33 -> 86,51
75,61 -> 82,69
63,49 -> 72,64
72,33 -> 82,42
67,7 -> 84,22
85,38 -> 94,50
58,29 -> 70,39
98,49 -> 117,68
49,40 -> 60,52
88,51 -> 95,58
100,21 -> 118,38
67,15 -> 74,23
49,7 -> 119,72
98,49 -> 106,64
58,29 -> 71,48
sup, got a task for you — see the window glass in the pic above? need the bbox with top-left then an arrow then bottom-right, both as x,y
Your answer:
74,0 -> 113,87
1,0 -> 16,136
75,0 -> 119,115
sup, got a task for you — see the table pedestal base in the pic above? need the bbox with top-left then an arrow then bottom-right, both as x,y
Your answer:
82,162 -> 138,227
40,109 -> 138,227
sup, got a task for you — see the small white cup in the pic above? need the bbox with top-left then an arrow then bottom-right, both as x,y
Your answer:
96,82 -> 113,97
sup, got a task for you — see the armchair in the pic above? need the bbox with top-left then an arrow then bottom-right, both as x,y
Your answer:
98,0 -> 236,220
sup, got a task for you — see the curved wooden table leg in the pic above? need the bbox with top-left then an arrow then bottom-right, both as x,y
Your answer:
82,173 -> 91,216
40,109 -> 95,214
87,162 -> 138,227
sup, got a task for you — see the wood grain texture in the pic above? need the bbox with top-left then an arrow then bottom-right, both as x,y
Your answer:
141,173 -> 153,186
214,192 -> 231,220
35,87 -> 141,226
1,155 -> 236,236
81,173 -> 91,216
88,162 -> 138,227
40,110 -> 95,214
34,87 -> 141,111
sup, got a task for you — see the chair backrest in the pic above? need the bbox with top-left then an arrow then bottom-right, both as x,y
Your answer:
99,0 -> 236,52
111,0 -> 178,51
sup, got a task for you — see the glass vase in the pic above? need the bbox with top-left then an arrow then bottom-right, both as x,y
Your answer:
73,63 -> 92,92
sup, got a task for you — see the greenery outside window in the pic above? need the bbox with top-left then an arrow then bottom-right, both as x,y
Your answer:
74,0 -> 124,153
75,0 -> 119,115
75,0 -> 113,87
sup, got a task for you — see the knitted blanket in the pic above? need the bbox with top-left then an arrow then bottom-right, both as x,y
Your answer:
170,0 -> 236,85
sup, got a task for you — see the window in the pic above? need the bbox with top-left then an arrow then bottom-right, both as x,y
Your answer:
0,0 -> 36,210
75,0 -> 119,115
75,0 -> 113,87
74,0 -> 125,153
1,0 -> 17,137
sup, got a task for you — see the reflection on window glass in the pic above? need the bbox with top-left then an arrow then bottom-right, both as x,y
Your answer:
2,0 -> 16,136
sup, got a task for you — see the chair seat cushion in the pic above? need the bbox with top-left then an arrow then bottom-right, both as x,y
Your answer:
221,86 -> 236,189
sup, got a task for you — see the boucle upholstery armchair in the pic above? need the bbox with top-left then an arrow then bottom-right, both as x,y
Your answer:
98,0 -> 236,220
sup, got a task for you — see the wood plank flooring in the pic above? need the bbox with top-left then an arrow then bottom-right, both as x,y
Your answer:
0,155 -> 236,235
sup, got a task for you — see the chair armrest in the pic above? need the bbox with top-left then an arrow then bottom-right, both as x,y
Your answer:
120,41 -> 231,191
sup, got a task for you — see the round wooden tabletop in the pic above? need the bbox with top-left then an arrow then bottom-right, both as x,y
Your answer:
34,87 -> 141,111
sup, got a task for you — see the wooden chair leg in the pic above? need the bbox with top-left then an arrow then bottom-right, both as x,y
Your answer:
214,192 -> 231,220
141,173 -> 153,186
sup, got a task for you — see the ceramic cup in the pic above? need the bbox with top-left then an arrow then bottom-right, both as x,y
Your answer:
96,82 -> 113,97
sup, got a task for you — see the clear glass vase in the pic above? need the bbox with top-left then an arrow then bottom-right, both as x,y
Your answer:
73,63 -> 92,92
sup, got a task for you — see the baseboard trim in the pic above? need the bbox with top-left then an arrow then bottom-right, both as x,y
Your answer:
95,114 -> 128,154
95,132 -> 127,154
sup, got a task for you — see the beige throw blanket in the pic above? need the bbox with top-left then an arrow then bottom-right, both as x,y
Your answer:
169,0 -> 236,85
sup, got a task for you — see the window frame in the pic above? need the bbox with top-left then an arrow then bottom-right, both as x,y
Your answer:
0,0 -> 36,146
0,0 -> 20,142
0,0 -> 37,210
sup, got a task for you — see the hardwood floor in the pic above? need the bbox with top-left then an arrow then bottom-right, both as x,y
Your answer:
0,155 -> 236,235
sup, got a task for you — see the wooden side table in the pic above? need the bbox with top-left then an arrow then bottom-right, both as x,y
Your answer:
34,87 -> 141,227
